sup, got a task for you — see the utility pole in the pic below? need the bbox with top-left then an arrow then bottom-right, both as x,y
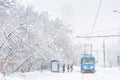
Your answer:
91,44 -> 92,55
103,40 -> 105,67
97,50 -> 99,64
84,44 -> 86,54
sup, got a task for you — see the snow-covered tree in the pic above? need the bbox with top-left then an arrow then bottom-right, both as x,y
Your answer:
0,0 -> 75,74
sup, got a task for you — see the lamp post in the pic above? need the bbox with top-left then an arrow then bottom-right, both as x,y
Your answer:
113,10 -> 120,13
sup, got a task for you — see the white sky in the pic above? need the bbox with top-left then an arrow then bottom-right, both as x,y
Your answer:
19,0 -> 120,33
18,0 -> 120,45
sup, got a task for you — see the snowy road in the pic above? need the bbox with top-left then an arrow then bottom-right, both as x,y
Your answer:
82,74 -> 97,80
1,67 -> 120,80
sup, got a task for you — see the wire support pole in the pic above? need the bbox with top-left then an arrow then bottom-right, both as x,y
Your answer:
103,40 -> 106,67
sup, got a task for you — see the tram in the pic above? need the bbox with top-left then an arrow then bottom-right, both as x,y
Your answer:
80,55 -> 95,73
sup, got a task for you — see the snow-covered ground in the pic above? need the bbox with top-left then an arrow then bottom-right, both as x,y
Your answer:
1,66 -> 120,80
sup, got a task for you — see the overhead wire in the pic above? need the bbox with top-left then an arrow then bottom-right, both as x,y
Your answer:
77,34 -> 120,38
77,0 -> 120,39
86,0 -> 103,45
78,26 -> 120,36
77,0 -> 120,38
91,0 -> 103,36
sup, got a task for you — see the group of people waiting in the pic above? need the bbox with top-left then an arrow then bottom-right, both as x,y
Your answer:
62,63 -> 73,73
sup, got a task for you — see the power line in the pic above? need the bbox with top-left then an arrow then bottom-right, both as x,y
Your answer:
78,26 -> 120,36
77,34 -> 120,38
91,0 -> 102,35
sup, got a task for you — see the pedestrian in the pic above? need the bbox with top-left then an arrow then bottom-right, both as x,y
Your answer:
63,64 -> 65,73
70,63 -> 73,72
67,64 -> 70,72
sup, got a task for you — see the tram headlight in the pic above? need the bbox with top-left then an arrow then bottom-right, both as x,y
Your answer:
90,66 -> 93,69
84,66 -> 87,69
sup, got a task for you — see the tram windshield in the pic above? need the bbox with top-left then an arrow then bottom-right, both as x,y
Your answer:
81,58 -> 95,64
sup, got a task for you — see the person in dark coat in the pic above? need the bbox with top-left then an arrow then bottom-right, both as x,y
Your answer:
63,64 -> 65,73
70,63 -> 73,72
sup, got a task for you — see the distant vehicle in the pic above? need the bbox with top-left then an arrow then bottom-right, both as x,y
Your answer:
80,55 -> 95,73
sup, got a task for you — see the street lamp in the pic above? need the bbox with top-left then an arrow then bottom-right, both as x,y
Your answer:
113,10 -> 120,13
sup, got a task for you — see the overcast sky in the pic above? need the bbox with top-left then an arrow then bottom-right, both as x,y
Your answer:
19,0 -> 120,33
19,0 -> 120,45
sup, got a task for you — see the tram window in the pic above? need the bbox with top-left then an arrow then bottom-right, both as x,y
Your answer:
81,58 -> 95,63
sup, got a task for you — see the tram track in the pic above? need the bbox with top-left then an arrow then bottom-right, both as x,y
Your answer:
81,73 -> 100,80
92,73 -> 100,80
